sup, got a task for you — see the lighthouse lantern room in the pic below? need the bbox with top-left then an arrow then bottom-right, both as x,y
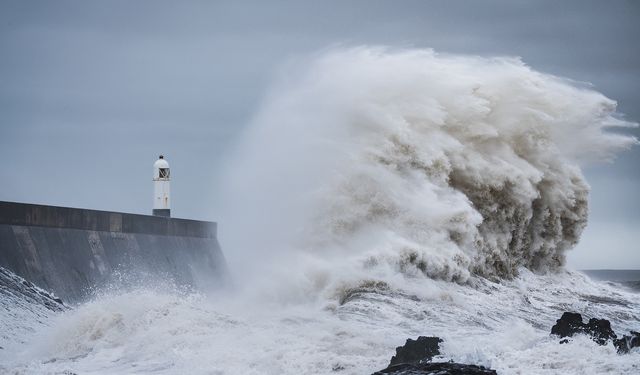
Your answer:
153,155 -> 171,217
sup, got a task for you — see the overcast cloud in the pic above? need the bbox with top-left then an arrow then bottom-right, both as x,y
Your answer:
0,0 -> 638,269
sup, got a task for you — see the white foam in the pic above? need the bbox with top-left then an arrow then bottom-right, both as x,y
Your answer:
6,270 -> 639,374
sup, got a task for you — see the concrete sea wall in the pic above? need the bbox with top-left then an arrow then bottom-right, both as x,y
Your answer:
0,201 -> 228,303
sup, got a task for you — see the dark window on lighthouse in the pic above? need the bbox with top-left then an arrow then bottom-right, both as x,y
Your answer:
159,168 -> 170,178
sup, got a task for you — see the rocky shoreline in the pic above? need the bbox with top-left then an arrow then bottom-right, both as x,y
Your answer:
372,311 -> 639,375
551,312 -> 640,354
371,336 -> 497,375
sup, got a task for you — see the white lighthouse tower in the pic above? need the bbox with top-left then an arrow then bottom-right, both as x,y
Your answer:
152,155 -> 171,217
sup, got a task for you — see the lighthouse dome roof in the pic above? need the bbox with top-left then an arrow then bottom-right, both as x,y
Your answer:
154,155 -> 169,169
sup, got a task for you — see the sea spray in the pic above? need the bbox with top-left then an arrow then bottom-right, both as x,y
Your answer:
219,47 -> 637,300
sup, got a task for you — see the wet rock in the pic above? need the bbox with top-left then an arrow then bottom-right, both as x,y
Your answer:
389,336 -> 442,366
551,312 -> 616,345
373,337 -> 497,375
373,362 -> 497,375
613,331 -> 640,354
551,312 -> 640,354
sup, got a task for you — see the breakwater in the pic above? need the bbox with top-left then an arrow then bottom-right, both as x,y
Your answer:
0,201 -> 228,303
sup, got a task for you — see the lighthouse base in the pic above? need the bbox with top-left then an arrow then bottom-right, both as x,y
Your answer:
152,209 -> 171,217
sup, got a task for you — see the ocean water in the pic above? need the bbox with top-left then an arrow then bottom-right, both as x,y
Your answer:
2,47 -> 639,374
1,268 -> 638,374
583,270 -> 640,293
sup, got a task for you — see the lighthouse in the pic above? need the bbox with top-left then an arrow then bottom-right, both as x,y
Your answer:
153,155 -> 171,217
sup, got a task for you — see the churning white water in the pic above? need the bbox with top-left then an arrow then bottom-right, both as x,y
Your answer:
2,47 -> 639,374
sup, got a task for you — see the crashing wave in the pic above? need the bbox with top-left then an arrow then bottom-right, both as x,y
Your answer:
221,47 -> 637,286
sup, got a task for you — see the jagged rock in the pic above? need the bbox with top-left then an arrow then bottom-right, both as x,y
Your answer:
372,362 -> 497,375
551,312 -> 616,345
613,331 -> 640,354
551,312 -> 639,354
373,337 -> 497,375
389,336 -> 442,366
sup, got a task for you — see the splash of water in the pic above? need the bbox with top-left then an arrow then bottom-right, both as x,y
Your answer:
219,47 -> 637,297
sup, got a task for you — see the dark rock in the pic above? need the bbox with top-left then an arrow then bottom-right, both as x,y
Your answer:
374,337 -> 497,375
551,312 -> 616,345
613,331 -> 640,354
550,311 -> 584,338
585,317 -> 617,345
389,336 -> 442,366
551,312 -> 639,354
372,362 -> 497,375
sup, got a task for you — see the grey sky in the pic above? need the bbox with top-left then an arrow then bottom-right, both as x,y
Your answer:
1,0 -> 638,268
